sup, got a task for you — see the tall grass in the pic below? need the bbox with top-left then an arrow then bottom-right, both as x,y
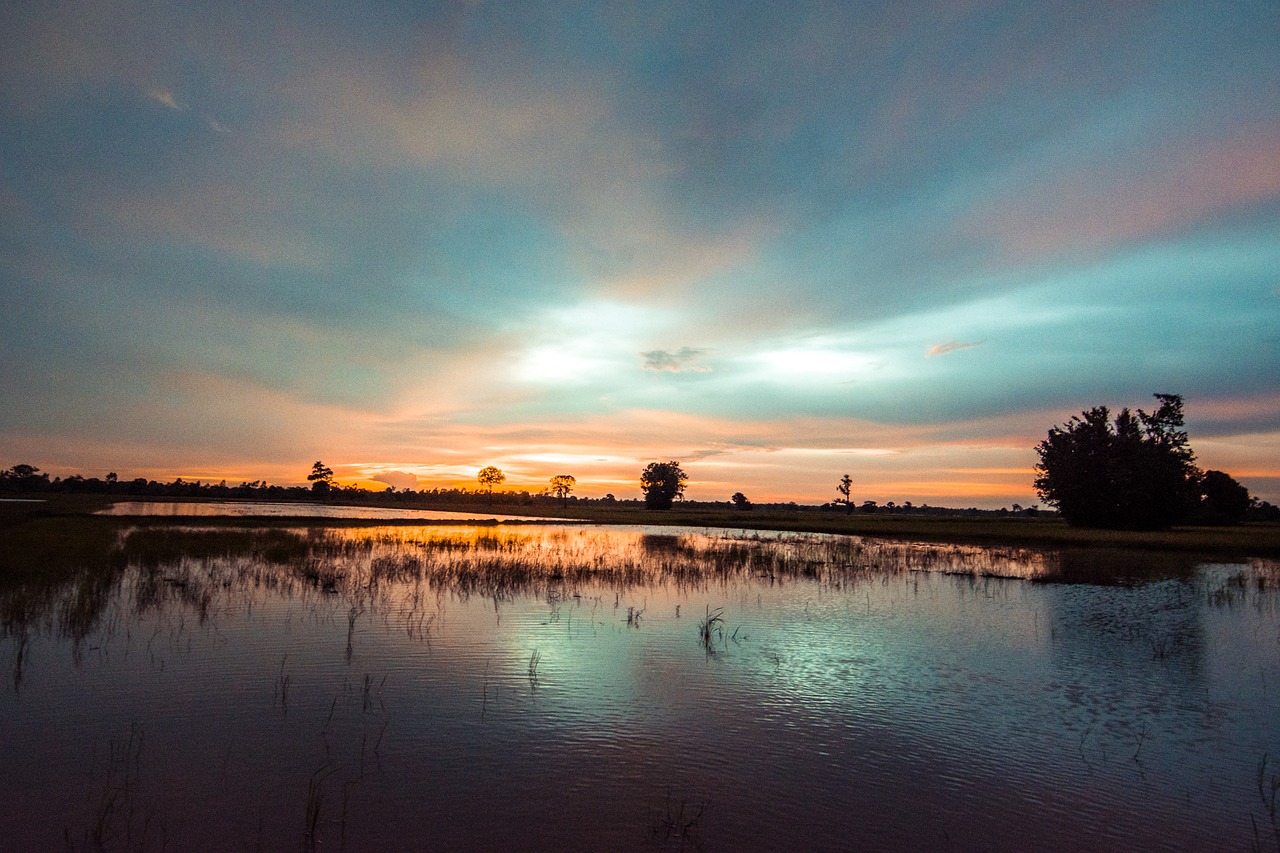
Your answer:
5,521 -> 1278,650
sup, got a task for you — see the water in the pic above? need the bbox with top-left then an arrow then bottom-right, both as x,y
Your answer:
98,499 -> 563,522
2,524 -> 1278,851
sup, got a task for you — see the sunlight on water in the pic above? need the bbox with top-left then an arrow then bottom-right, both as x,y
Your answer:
2,525 -> 1278,850
98,500 -> 563,522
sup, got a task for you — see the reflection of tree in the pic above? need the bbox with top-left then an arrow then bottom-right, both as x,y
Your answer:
1046,564 -> 1207,695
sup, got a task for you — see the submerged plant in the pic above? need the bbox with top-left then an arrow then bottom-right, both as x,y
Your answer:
1253,753 -> 1280,853
304,762 -> 338,850
698,606 -> 725,652
528,649 -> 541,686
651,788 -> 708,849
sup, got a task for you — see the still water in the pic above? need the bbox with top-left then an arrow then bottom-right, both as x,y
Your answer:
3,524 -> 1278,851
98,500 -> 560,523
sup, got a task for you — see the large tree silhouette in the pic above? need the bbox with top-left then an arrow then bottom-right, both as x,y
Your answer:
1034,394 -> 1201,530
640,461 -> 687,510
1199,469 -> 1250,524
549,474 -> 576,508
307,461 -> 334,494
477,466 -> 505,504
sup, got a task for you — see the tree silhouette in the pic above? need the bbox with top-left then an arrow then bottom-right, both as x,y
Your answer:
640,461 -> 687,510
307,461 -> 334,494
836,474 -> 853,514
477,466 -> 505,504
549,474 -> 576,508
1199,469 -> 1250,524
1034,394 -> 1201,530
731,492 -> 752,511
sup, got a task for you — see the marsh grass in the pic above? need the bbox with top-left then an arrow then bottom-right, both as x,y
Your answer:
651,789 -> 708,849
699,606 -> 726,652
5,520 -> 1279,655
304,762 -> 338,850
1254,754 -> 1280,853
528,649 -> 542,687
62,722 -> 150,852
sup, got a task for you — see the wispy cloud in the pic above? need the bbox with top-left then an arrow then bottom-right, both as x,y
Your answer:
641,347 -> 709,372
927,341 -> 981,357
146,87 -> 185,111
963,125 -> 1280,262
203,114 -> 230,134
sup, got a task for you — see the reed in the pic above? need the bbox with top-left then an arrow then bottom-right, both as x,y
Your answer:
7,518 -> 1279,652
304,762 -> 338,850
528,649 -> 542,686
1255,753 -> 1280,853
699,606 -> 725,651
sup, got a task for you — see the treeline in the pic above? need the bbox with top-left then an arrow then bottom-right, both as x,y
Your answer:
4,462 -> 1277,522
0,463 -> 606,508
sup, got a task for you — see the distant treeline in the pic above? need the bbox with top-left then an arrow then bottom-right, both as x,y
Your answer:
3,462 -> 1277,521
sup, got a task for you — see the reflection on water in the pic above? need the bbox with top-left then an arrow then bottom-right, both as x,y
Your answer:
2,525 -> 1279,851
98,499 -> 562,522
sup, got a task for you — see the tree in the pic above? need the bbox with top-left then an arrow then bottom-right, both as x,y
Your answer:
731,491 -> 752,511
1034,393 -> 1202,530
836,474 -> 853,514
640,461 -> 687,510
549,474 -> 576,508
1199,470 -> 1250,525
477,466 -> 505,503
307,460 -> 335,494
0,464 -> 51,492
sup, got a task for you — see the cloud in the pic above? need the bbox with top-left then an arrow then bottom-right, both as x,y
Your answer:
146,88 -> 184,111
641,347 -> 709,372
962,124 -> 1280,262
927,341 -> 981,357
368,470 -> 420,490
203,114 -> 230,134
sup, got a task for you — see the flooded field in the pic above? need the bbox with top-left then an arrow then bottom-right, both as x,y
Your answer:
97,500 -> 559,523
3,524 -> 1279,851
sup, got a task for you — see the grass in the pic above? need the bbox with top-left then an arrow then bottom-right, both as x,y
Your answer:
1255,754 -> 1280,853
527,649 -> 541,686
304,762 -> 338,851
3,496 -> 1278,649
698,606 -> 726,652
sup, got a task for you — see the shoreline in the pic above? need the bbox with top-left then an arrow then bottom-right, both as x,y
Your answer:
4,493 -> 1279,560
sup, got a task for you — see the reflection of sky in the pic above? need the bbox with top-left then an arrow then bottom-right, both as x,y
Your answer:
2,2 -> 1278,508
96,499 -> 563,522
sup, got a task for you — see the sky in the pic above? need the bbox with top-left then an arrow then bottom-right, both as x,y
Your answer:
2,1 -> 1278,508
